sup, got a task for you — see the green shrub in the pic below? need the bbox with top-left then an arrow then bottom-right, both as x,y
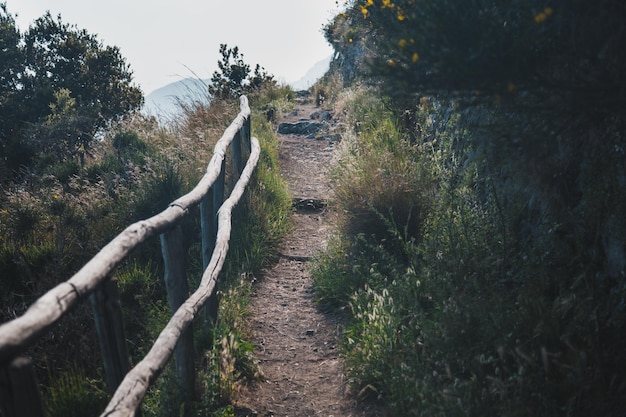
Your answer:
127,161 -> 187,221
328,0 -> 626,107
330,88 -> 434,249
316,85 -> 626,416
113,130 -> 148,153
195,278 -> 258,413
45,366 -> 108,417
84,154 -> 124,183
311,236 -> 354,307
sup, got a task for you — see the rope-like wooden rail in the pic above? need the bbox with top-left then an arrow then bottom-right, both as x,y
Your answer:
0,96 -> 257,417
103,136 -> 260,416
0,96 -> 249,361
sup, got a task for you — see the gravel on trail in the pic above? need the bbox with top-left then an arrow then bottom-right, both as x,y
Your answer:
234,97 -> 384,417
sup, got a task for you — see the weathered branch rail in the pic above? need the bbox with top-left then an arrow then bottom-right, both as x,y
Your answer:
0,96 -> 258,417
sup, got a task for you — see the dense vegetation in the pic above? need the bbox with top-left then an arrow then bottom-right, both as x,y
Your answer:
0,5 -> 293,415
0,4 -> 143,178
314,1 -> 626,416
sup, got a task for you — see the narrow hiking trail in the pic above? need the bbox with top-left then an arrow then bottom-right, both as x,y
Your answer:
234,94 -> 380,417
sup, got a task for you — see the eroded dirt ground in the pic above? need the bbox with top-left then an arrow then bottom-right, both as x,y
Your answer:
234,97 -> 383,417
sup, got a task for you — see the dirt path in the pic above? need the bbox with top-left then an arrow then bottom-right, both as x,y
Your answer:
234,95 -> 378,417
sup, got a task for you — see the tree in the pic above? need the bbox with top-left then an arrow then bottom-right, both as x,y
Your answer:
0,6 -> 143,176
208,44 -> 275,99
22,12 -> 143,124
0,3 -> 26,172
0,3 -> 22,98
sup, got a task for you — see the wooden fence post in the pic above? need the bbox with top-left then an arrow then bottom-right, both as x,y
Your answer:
90,277 -> 132,394
200,194 -> 217,329
232,129 -> 243,181
0,356 -> 45,417
160,225 -> 196,404
243,115 -> 251,154
200,195 -> 215,272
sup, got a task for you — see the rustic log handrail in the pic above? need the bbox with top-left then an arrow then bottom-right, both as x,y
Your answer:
0,95 -> 258,416
103,136 -> 260,417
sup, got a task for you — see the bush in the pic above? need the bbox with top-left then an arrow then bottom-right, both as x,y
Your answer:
329,0 -> 626,104
330,89 -> 434,251
45,366 -> 109,417
315,85 -> 626,416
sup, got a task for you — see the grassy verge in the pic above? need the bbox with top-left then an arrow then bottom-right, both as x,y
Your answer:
313,86 -> 626,416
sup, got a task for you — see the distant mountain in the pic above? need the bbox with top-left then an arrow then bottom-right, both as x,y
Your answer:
143,78 -> 210,122
289,55 -> 332,90
143,56 -> 332,123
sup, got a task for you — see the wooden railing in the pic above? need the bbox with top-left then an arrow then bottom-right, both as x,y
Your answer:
0,96 -> 259,417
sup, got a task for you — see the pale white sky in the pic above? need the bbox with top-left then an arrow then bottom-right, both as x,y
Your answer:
8,0 -> 341,94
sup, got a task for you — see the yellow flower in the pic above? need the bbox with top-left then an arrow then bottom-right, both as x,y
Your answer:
397,6 -> 406,21
158,174 -> 163,179
534,12 -> 547,23
412,52 -> 419,63
398,39 -> 407,49
507,82 -> 516,93
53,194 -> 59,200
360,5 -> 369,18
366,0 -> 374,5
534,7 -> 553,24
387,59 -> 396,67
382,0 -> 394,8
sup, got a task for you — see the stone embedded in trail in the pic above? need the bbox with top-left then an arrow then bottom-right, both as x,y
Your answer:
309,110 -> 333,121
277,120 -> 322,136
295,90 -> 311,98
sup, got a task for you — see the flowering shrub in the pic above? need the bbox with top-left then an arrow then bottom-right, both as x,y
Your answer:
328,0 -> 626,108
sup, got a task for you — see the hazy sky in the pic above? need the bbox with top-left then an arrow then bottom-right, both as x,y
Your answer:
8,0 -> 341,94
